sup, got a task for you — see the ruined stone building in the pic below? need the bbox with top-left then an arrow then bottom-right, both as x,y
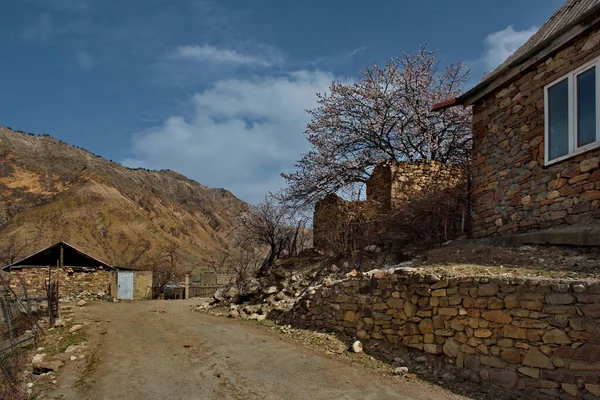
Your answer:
313,160 -> 466,251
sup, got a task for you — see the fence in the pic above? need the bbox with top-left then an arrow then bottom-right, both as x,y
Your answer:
0,275 -> 46,397
188,285 -> 220,299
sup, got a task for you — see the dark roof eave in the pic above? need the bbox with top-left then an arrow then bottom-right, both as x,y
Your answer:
458,3 -> 600,107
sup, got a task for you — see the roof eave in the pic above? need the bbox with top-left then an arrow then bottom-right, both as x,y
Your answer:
459,3 -> 600,107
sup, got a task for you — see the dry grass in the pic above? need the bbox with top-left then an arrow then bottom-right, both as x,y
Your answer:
413,244 -> 600,280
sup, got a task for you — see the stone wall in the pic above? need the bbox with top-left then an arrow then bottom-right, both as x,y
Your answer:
367,160 -> 465,212
9,268 -> 114,300
470,23 -> 600,238
313,161 -> 466,251
133,271 -> 152,300
294,269 -> 600,399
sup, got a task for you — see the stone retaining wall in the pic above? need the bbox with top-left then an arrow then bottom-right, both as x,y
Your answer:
294,269 -> 600,399
9,268 -> 114,300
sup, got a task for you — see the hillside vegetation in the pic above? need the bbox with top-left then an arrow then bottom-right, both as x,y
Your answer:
0,126 -> 248,274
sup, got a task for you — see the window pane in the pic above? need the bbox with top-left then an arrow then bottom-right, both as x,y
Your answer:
577,66 -> 596,147
548,78 -> 570,160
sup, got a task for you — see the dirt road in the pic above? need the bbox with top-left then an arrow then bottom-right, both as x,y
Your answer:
43,300 -> 466,400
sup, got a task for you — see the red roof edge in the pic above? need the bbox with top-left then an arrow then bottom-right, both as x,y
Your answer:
431,98 -> 460,112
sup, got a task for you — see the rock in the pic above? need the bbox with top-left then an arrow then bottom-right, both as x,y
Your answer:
69,356 -> 77,361
404,302 -> 417,318
500,349 -> 522,364
33,360 -> 64,374
585,384 -> 600,397
76,300 -> 86,307
64,345 -> 86,353
542,329 -> 571,344
523,348 -> 554,369
482,310 -> 512,324
32,354 -> 46,364
228,310 -> 239,319
489,369 -> 518,389
418,319 -> 435,334
442,372 -> 456,382
503,325 -> 527,339
351,341 -> 363,353
546,293 -> 575,305
562,383 -> 579,396
393,367 -> 409,375
54,319 -> 65,327
265,286 -> 278,295
478,284 -> 499,296
68,324 -> 84,333
256,314 -> 266,321
275,292 -> 286,301
443,340 -> 460,358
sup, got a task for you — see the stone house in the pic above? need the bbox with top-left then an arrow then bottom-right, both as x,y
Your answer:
434,0 -> 600,239
2,241 -> 152,301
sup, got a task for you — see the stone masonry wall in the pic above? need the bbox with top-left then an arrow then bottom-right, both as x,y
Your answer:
9,268 -> 114,300
313,161 -> 466,250
470,23 -> 600,238
367,160 -> 465,212
294,269 -> 600,399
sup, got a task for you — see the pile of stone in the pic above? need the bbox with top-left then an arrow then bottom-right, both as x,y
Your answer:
210,257 -> 345,322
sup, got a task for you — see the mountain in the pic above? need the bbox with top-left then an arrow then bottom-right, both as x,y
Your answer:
0,126 -> 248,274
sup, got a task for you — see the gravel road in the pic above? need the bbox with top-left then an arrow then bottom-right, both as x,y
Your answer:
44,300 -> 465,400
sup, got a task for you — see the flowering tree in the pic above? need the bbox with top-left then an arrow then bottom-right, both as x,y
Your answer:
281,48 -> 472,206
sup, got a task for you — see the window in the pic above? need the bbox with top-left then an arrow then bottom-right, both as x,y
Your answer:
544,57 -> 600,165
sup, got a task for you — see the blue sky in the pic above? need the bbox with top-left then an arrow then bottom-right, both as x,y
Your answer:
1,0 -> 565,203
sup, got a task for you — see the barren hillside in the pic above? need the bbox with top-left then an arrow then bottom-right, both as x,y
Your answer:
0,126 -> 248,274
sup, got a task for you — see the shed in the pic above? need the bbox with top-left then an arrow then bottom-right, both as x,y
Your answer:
3,242 -> 152,300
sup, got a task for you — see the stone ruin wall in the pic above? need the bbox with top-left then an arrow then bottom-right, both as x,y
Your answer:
313,161 -> 466,251
470,24 -> 600,238
9,268 -> 114,300
366,160 -> 465,212
293,269 -> 600,399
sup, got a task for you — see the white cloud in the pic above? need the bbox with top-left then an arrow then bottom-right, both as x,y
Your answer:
21,13 -> 54,41
173,44 -> 274,67
483,25 -> 538,71
123,70 -> 337,203
75,50 -> 95,69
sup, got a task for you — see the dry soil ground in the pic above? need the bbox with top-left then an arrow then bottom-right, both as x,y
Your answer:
36,300 -> 469,400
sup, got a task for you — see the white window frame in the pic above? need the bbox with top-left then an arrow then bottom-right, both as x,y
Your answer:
544,55 -> 600,166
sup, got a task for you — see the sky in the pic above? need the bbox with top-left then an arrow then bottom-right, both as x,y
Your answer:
0,0 -> 566,204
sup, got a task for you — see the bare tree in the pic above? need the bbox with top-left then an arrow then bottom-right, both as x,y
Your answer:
230,246 -> 263,290
281,47 -> 472,206
150,242 -> 185,290
0,235 -> 28,267
236,197 -> 311,275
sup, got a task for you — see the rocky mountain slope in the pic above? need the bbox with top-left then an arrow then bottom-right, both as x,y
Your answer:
0,126 -> 248,273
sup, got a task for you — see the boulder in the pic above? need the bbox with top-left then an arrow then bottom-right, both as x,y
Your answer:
32,354 -> 46,364
33,359 -> 64,374
240,278 -> 260,297
351,341 -> 363,353
68,324 -> 84,333
76,300 -> 86,307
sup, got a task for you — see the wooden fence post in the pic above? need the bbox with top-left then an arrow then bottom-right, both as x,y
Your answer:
185,274 -> 190,299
